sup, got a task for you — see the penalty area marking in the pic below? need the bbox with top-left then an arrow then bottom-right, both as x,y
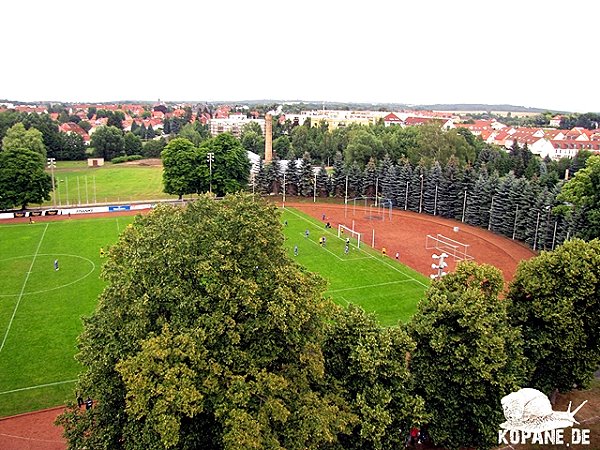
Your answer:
328,279 -> 415,294
0,224 -> 48,353
0,254 -> 96,298
0,379 -> 77,396
284,208 -> 428,289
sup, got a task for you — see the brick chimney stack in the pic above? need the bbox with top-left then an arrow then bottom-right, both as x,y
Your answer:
264,113 -> 273,164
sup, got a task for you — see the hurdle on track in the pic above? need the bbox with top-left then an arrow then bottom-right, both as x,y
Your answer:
425,233 -> 472,261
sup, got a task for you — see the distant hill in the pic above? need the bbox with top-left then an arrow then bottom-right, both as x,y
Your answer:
0,98 -> 569,114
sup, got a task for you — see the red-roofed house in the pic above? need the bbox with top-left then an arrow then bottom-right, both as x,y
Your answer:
383,112 -> 403,126
549,115 -> 564,127
59,122 -> 90,144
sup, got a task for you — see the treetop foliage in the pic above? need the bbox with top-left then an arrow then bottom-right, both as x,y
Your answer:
58,194 -> 429,449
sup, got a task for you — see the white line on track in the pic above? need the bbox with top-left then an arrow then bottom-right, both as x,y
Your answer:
0,224 -> 48,353
0,379 -> 77,395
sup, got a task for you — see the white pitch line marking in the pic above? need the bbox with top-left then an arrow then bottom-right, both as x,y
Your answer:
0,379 -> 77,395
0,224 -> 48,353
328,279 -> 414,294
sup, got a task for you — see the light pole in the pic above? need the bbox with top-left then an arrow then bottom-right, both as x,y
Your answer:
207,152 -> 214,194
283,171 -> 286,207
430,252 -> 448,280
47,158 -> 56,207
419,173 -> 424,213
313,173 -> 317,202
344,174 -> 349,218
488,196 -> 494,231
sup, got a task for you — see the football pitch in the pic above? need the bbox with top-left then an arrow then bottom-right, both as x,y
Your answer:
0,216 -> 134,417
0,208 -> 428,417
281,208 -> 428,327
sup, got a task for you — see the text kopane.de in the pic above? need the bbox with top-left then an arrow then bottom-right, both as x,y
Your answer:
499,428 -> 591,445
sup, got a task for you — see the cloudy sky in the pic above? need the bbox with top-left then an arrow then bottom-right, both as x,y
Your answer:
2,0 -> 598,112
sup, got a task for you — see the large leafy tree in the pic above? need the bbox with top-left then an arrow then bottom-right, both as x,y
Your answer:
161,138 -> 202,199
324,305 -> 426,449
2,122 -> 47,158
91,126 -> 125,161
123,132 -> 143,156
22,113 -> 63,158
0,147 -> 52,209
57,132 -> 87,160
507,239 -> 600,395
199,133 -> 250,196
557,154 -> 600,240
408,262 -> 525,450
58,195 -> 357,449
344,127 -> 384,167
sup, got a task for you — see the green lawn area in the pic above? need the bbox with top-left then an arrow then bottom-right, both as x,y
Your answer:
42,160 -> 178,207
0,217 -> 133,417
0,207 -> 428,417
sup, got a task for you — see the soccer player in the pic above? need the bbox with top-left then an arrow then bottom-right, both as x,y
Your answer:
305,229 -> 310,238
395,251 -> 399,260
294,245 -> 298,256
54,259 -> 59,271
100,247 -> 105,258
382,247 -> 387,257
344,243 -> 349,254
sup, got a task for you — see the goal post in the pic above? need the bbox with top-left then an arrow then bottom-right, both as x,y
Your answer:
338,224 -> 361,249
425,233 -> 472,261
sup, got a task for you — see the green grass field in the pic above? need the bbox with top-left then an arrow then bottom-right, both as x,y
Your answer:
280,208 -> 429,326
0,208 -> 428,417
42,160 -> 177,207
0,217 -> 133,417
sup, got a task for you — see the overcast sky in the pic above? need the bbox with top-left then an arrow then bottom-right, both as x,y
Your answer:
2,0 -> 598,112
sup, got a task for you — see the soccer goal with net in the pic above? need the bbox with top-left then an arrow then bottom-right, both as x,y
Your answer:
338,224 -> 362,248
425,233 -> 472,261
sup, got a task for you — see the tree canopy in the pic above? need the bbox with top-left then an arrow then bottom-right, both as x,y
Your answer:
2,122 -> 47,158
161,138 -> 202,198
91,125 -> 125,161
508,238 -> 600,395
58,194 -> 426,449
0,147 -> 52,209
407,262 -> 524,450
557,154 -> 600,240
198,133 -> 251,196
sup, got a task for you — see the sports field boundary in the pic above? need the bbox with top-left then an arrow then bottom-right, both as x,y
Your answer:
0,380 -> 77,397
0,224 -> 48,354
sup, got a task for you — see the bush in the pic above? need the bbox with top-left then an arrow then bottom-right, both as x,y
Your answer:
111,155 -> 144,164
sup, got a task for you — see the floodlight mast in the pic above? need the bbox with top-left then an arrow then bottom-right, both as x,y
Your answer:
207,152 -> 215,194
430,252 -> 448,280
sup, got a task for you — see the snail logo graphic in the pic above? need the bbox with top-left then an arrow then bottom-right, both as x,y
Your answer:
498,388 -> 591,445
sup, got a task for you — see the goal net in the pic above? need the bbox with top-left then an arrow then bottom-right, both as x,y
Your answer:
425,233 -> 472,261
338,224 -> 361,249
